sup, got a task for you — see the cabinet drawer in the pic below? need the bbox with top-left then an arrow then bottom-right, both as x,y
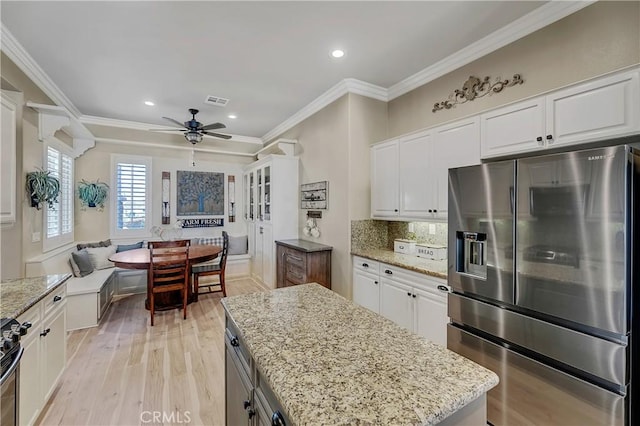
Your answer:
43,285 -> 66,317
16,302 -> 42,331
225,318 -> 251,377
285,264 -> 307,284
353,256 -> 380,275
283,249 -> 306,269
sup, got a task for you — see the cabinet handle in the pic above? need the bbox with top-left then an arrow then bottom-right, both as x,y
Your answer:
40,328 -> 51,337
248,409 -> 256,419
384,269 -> 392,275
428,209 -> 433,213
287,254 -> 303,262
230,336 -> 239,347
362,263 -> 369,268
243,400 -> 251,409
433,209 -> 437,213
271,411 -> 286,426
412,294 -> 417,298
374,281 -> 378,285
53,295 -> 62,302
394,209 -> 398,212
407,292 -> 411,297
546,134 -> 553,144
437,285 -> 450,293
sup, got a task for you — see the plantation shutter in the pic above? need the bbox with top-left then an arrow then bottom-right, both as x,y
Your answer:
116,162 -> 147,230
46,146 -> 60,238
44,144 -> 74,250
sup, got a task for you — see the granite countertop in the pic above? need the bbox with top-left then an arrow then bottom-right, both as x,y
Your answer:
0,274 -> 71,318
222,283 -> 498,425
276,239 -> 333,252
352,248 -> 448,279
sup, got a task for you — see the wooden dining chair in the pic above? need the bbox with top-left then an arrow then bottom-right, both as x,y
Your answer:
148,239 -> 190,326
192,231 -> 228,300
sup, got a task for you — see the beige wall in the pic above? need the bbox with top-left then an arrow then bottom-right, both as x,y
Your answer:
1,51 -> 55,279
269,93 -> 387,298
388,1 -> 640,139
75,135 -> 251,243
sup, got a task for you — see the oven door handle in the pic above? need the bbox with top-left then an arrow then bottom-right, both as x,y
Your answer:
0,347 -> 24,386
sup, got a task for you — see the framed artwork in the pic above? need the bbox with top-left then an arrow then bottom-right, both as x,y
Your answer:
176,170 -> 224,216
301,181 -> 328,209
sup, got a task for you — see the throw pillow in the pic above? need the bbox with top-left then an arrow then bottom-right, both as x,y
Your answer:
68,258 -> 81,277
228,235 -> 248,255
76,239 -> 111,250
70,250 -> 94,277
116,241 -> 144,253
86,245 -> 117,270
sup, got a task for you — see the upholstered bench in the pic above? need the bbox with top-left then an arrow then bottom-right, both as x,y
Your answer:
191,236 -> 250,278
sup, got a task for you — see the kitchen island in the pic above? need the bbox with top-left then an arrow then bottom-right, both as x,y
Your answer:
222,283 -> 498,425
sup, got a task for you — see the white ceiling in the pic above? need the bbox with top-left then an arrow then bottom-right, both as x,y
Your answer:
1,1 -> 552,142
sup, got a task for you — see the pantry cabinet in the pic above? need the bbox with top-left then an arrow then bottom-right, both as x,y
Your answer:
352,256 -> 449,345
244,154 -> 298,288
371,117 -> 480,221
18,284 -> 67,426
481,69 -> 640,159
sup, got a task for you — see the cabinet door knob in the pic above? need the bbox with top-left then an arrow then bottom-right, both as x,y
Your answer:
384,269 -> 392,275
536,136 -> 543,141
40,328 -> 51,337
437,285 -> 450,293
433,209 -> 437,213
243,400 -> 251,409
394,209 -> 398,212
230,336 -> 239,347
407,292 -> 411,297
374,281 -> 378,285
53,295 -> 62,302
428,209 -> 433,213
546,134 -> 554,144
248,409 -> 256,419
362,263 -> 369,268
412,294 -> 417,298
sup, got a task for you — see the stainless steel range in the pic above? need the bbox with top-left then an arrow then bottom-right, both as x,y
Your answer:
1,318 -> 31,426
447,144 -> 638,425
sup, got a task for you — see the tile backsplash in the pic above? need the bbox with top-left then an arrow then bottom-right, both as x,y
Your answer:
352,219 -> 447,251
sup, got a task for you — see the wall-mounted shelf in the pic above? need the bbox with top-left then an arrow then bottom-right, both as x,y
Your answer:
27,102 -> 95,158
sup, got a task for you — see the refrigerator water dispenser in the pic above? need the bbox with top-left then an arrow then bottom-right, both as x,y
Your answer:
456,231 -> 487,279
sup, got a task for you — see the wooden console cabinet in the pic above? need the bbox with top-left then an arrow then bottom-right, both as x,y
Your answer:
276,240 -> 332,289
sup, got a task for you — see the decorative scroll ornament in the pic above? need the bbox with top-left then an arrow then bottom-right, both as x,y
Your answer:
432,74 -> 524,113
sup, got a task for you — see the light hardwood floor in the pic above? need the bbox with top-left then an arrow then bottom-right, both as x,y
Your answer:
37,278 -> 267,426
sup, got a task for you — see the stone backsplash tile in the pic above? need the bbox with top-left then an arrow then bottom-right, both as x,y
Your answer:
352,219 -> 448,252
351,219 -> 388,251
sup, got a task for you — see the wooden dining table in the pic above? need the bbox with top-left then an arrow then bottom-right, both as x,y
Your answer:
109,244 -> 222,310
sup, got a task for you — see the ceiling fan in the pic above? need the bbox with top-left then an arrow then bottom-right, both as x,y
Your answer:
150,108 -> 232,143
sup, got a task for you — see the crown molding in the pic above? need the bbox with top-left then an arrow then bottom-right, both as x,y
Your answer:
81,114 -> 263,145
387,1 -> 595,100
262,78 -> 386,142
95,137 -> 257,157
1,24 -> 82,117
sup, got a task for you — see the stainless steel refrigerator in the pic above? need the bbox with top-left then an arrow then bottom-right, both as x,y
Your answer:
447,144 -> 638,425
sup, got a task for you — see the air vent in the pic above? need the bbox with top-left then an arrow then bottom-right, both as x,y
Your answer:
204,95 -> 229,107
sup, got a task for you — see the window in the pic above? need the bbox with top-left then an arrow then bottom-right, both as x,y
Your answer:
111,155 -> 152,238
43,142 -> 74,251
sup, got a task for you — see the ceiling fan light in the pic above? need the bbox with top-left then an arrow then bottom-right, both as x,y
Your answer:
185,131 -> 203,144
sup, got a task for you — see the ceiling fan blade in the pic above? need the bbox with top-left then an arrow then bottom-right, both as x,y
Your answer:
203,131 -> 232,140
148,128 -> 184,132
162,117 -> 186,128
200,122 -> 226,131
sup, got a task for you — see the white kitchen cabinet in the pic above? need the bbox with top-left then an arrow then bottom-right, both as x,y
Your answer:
372,117 -> 480,221
245,154 -> 298,288
352,256 -> 449,345
352,257 -> 381,313
371,140 -> 400,217
481,69 -> 640,159
398,131 -> 431,218
1,92 -> 17,225
430,117 -> 481,219
380,277 -> 413,330
18,284 -> 67,426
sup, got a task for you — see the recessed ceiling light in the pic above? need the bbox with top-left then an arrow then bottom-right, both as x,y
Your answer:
144,101 -> 155,106
228,114 -> 237,119
331,49 -> 345,58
